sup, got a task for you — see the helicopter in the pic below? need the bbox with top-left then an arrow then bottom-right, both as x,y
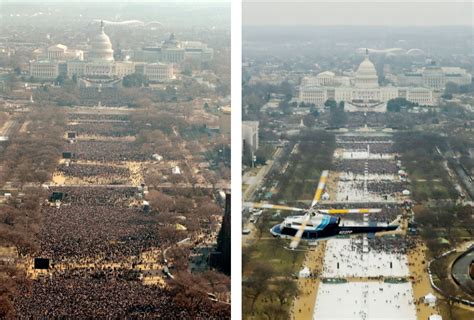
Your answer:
245,170 -> 398,250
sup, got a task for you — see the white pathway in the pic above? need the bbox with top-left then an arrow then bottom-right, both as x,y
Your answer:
335,151 -> 395,160
322,238 -> 409,278
336,180 -> 397,202
313,282 -> 417,320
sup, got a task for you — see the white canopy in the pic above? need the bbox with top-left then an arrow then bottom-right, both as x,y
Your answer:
172,166 -> 181,175
429,315 -> 442,320
424,293 -> 437,305
298,266 -> 311,278
152,153 -> 163,161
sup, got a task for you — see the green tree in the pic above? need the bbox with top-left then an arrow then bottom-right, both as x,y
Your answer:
55,74 -> 66,86
329,104 -> 347,127
444,81 -> 459,95
246,263 -> 275,313
274,278 -> 299,307
324,99 -> 337,108
302,114 -> 315,127
122,73 -> 149,88
387,97 -> 416,112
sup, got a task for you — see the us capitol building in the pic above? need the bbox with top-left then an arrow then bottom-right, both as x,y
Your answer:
299,50 -> 443,109
29,21 -> 212,84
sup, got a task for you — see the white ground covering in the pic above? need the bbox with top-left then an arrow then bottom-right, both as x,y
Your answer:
335,151 -> 395,160
338,172 -> 399,181
313,282 -> 417,320
322,238 -> 409,278
336,180 -> 396,202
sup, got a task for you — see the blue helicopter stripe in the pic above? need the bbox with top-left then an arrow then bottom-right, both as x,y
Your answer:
316,215 -> 330,231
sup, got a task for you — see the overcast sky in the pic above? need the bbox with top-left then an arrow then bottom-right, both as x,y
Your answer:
243,1 -> 473,26
1,0 -> 229,3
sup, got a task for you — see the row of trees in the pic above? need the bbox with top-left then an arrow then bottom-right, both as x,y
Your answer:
243,262 -> 299,320
2,108 -> 65,186
0,106 -> 66,317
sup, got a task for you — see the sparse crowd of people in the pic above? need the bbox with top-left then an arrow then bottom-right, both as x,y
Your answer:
335,159 -> 398,175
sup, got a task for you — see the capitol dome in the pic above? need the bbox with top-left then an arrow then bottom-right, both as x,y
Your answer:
88,21 -> 114,62
355,50 -> 378,88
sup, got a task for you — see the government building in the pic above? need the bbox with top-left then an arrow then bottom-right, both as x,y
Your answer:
29,21 -> 176,83
128,33 -> 214,64
396,63 -> 472,89
299,50 -> 437,110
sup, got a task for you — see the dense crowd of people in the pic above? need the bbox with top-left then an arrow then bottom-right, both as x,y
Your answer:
37,205 -> 160,262
362,236 -> 417,255
57,163 -> 131,184
66,123 -> 136,137
49,186 -> 139,207
13,269 -> 229,319
68,113 -> 131,121
367,181 -> 406,194
67,141 -> 150,162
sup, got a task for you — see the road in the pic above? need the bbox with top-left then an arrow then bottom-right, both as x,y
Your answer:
243,146 -> 284,201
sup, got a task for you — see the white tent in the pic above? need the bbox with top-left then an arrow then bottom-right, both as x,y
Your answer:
402,189 -> 411,196
298,266 -> 311,278
428,315 -> 442,320
152,153 -> 163,161
424,293 -> 437,306
172,166 -> 181,175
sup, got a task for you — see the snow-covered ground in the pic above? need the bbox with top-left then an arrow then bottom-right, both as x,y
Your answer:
313,282 -> 417,320
322,238 -> 409,278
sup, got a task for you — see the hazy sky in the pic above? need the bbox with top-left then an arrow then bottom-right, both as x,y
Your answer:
1,0 -> 229,3
243,1 -> 473,26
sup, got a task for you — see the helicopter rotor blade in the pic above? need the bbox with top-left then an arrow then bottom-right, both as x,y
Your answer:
243,202 -> 305,212
318,208 -> 382,214
311,170 -> 329,208
289,214 -> 311,250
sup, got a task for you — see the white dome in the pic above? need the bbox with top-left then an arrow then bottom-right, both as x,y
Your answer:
317,71 -> 335,77
355,54 -> 378,88
88,21 -> 114,61
357,58 -> 377,76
